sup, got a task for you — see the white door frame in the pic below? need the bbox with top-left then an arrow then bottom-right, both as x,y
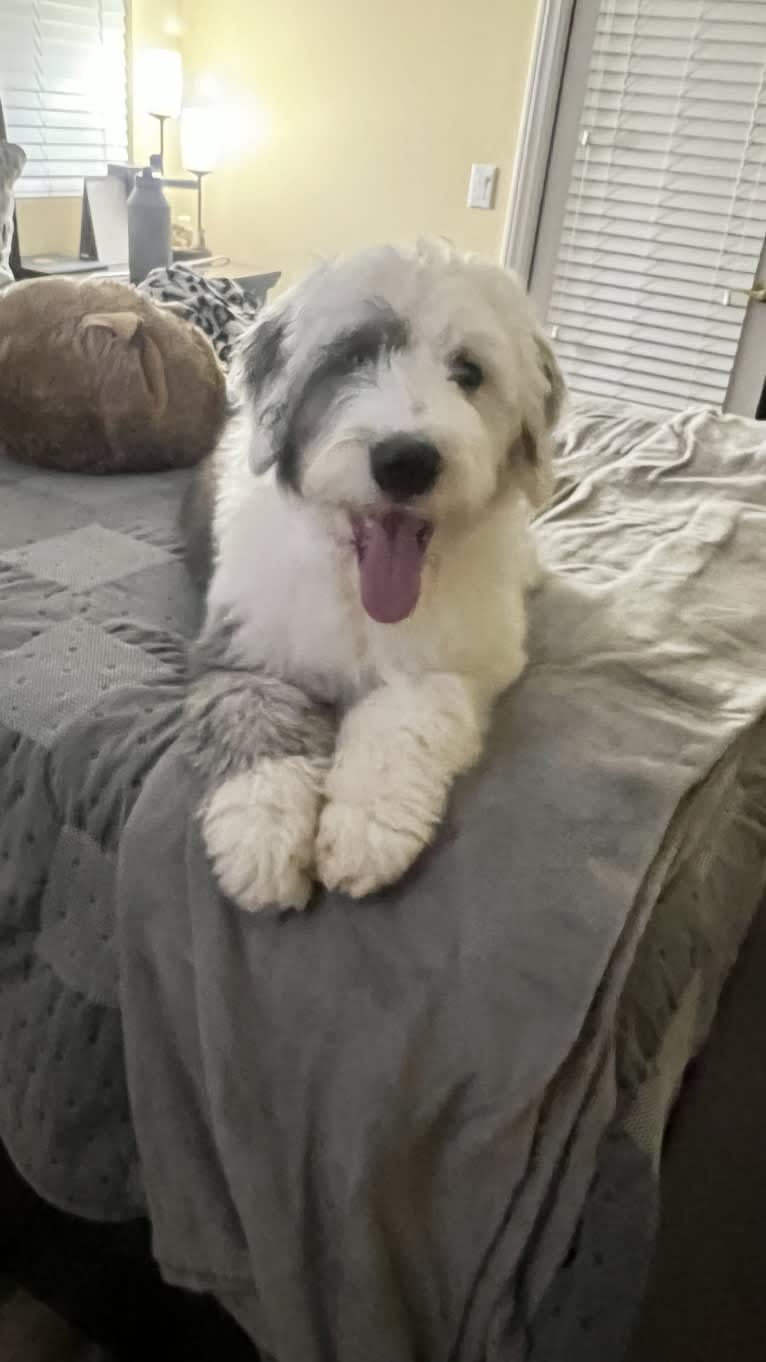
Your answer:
500,0 -> 576,284
725,234 -> 766,417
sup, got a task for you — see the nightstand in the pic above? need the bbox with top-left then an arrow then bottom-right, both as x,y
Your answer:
198,262 -> 281,305
15,258 -> 280,307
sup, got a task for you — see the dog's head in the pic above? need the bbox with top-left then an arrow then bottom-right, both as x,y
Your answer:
237,242 -> 565,623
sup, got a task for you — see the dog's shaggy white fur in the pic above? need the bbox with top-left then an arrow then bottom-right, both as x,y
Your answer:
191,241 -> 564,911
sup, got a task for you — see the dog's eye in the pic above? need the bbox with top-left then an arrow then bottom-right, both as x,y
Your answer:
450,352 -> 483,393
347,337 -> 380,369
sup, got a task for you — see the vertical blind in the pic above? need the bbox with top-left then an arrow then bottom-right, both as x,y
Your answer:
0,0 -> 128,198
545,0 -> 766,412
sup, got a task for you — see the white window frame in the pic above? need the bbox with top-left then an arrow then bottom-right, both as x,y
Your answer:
0,0 -> 130,199
506,0 -> 766,415
501,0 -> 577,284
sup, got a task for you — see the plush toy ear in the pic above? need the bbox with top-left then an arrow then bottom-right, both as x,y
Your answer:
81,311 -> 142,342
154,299 -> 192,319
80,311 -> 168,414
510,331 -> 566,508
136,332 -> 169,412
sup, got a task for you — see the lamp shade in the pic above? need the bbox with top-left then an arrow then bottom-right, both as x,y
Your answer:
181,106 -> 221,173
135,48 -> 183,119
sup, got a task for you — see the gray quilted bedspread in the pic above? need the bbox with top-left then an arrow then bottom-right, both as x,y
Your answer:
0,454 -> 197,1217
2,404 -> 766,1362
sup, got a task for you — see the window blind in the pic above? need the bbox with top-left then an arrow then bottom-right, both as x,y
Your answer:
0,0 -> 128,198
545,0 -> 766,413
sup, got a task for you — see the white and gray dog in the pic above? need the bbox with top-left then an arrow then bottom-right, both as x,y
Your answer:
184,241 -> 565,912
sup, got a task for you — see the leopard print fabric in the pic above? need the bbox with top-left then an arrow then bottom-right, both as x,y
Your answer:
139,263 -> 262,367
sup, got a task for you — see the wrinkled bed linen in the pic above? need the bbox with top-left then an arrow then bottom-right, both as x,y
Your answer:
114,405 -> 766,1362
2,406 -> 766,1359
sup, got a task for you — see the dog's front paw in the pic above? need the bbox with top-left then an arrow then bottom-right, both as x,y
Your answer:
201,759 -> 323,912
315,800 -> 425,899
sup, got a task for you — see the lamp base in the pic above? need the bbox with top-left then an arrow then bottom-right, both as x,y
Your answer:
172,246 -> 213,262
149,112 -> 168,173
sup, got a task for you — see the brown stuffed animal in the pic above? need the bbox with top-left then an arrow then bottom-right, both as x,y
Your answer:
0,275 -> 227,472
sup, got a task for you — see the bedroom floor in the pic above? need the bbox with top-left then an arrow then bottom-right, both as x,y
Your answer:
627,895 -> 766,1362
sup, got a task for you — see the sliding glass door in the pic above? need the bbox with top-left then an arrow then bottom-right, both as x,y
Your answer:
529,0 -> 766,416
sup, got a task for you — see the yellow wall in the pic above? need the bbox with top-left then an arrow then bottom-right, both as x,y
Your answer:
129,0 -> 185,171
15,197 -> 82,256
16,0 -> 539,281
179,0 -> 540,284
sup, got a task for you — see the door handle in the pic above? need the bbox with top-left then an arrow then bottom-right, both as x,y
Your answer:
725,281 -> 766,306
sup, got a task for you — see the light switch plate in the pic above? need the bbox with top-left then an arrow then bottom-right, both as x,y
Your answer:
467,163 -> 497,210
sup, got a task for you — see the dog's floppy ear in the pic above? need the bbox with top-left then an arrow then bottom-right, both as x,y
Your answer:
510,330 -> 566,508
535,330 -> 566,430
236,307 -> 291,472
240,310 -> 286,399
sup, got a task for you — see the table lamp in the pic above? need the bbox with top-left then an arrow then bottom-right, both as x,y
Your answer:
180,106 -> 221,253
135,48 -> 183,173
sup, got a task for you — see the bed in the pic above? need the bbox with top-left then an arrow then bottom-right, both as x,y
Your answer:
1,401 -> 765,1361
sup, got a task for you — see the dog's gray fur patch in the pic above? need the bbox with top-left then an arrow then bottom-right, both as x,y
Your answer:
185,615 -> 337,799
186,669 -> 337,795
273,308 -> 410,488
241,313 -> 287,401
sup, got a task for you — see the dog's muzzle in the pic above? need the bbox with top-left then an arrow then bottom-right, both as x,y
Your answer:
370,435 -> 442,501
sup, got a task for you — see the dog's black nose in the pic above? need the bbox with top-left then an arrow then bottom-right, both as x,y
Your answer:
369,436 -> 442,501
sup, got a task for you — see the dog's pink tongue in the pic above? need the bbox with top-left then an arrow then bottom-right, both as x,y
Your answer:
356,511 -> 430,624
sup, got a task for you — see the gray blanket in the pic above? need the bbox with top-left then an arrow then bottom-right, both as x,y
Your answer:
1,406 -> 766,1361
115,405 -> 766,1361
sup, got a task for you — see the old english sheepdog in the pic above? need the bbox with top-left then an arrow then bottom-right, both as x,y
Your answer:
183,241 -> 565,912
